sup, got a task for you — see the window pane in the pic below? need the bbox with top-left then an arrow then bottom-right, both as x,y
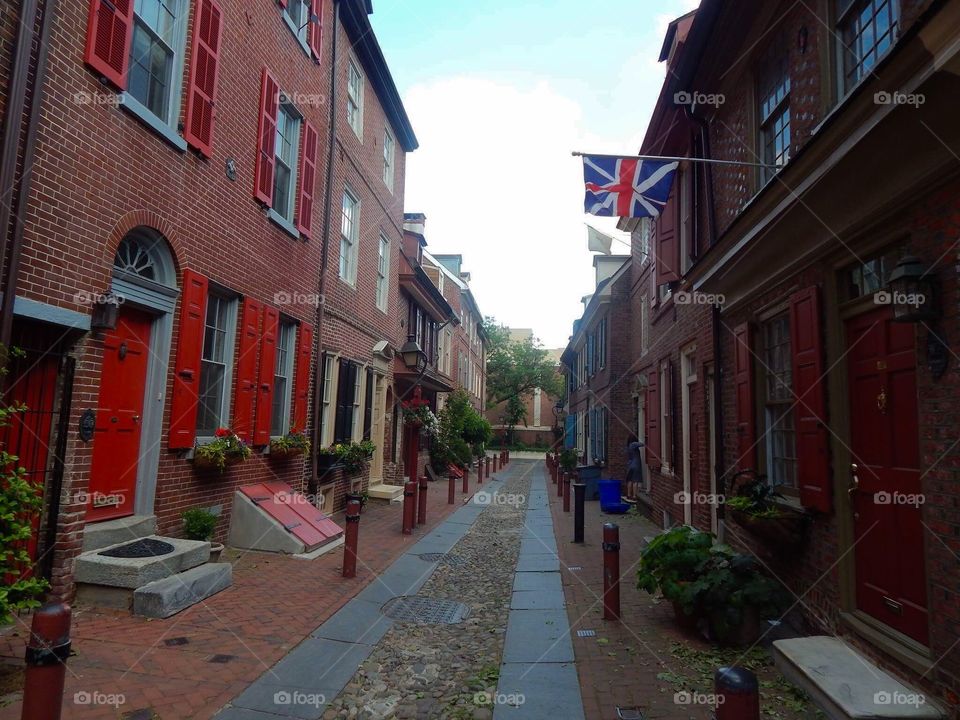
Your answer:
129,21 -> 173,120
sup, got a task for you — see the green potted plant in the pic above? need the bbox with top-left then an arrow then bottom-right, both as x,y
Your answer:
193,428 -> 251,472
317,440 -> 375,475
558,448 -> 579,473
724,470 -> 809,551
182,507 -> 223,561
636,525 -> 714,629
269,428 -> 311,460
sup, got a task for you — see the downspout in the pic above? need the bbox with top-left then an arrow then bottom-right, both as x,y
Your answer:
0,0 -> 57,351
310,0 -> 341,493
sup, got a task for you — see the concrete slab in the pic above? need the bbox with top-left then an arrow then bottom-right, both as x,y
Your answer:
258,637 -> 374,692
215,706 -> 290,720
773,637 -> 944,719
516,554 -> 560,573
82,515 -> 157,552
133,562 -> 232,618
502,609 -> 574,663
494,662 -> 584,719
75,536 -> 210,589
520,538 -> 557,555
229,681 -> 329,719
513,572 -> 563,594
354,555 -> 435,604
511,590 -> 565,610
310,598 -> 392,646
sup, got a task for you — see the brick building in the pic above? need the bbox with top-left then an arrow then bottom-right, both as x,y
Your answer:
596,0 -> 960,711
0,0 -> 419,600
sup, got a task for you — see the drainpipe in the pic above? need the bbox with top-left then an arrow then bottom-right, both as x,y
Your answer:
0,0 -> 57,352
309,0 -> 341,493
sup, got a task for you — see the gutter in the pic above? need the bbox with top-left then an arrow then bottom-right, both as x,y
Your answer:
0,0 -> 58,351
310,0 -> 342,493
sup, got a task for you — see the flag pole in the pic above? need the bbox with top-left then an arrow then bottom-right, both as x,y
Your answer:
572,151 -> 777,170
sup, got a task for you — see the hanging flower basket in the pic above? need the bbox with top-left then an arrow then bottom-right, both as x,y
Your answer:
192,429 -> 252,473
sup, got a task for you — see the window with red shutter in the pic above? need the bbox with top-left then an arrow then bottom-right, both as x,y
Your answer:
790,287 -> 832,512
646,369 -> 659,468
296,121 -> 318,238
733,323 -> 756,471
84,0 -> 134,89
169,270 -> 209,449
253,306 -> 279,445
183,0 -> 223,157
254,68 -> 280,205
232,298 -> 262,443
656,189 -> 680,286
292,322 -> 313,430
309,1 -> 323,61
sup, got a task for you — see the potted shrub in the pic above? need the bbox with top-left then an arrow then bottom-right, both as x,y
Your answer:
636,525 -> 714,629
193,428 -> 251,472
558,448 -> 579,474
270,429 -> 311,461
182,507 -> 224,561
724,470 -> 810,551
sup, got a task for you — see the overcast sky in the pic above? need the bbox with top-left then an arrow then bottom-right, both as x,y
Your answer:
371,0 -> 699,348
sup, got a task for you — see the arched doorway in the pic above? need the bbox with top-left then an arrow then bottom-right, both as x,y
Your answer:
86,229 -> 179,522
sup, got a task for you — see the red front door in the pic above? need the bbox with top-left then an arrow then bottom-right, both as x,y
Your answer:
87,308 -> 152,522
846,307 -> 928,645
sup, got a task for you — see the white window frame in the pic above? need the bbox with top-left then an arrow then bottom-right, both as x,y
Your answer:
320,354 -> 337,446
124,0 -> 189,142
660,361 -> 672,474
679,166 -> 693,274
640,297 -> 649,356
836,0 -> 900,96
272,98 -> 303,224
271,320 -> 297,437
383,127 -> 395,191
339,187 -> 360,285
196,292 -> 238,440
376,234 -> 390,312
347,56 -> 364,139
282,0 -> 312,54
351,365 -> 365,441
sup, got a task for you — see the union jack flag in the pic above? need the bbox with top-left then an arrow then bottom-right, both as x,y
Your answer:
582,155 -> 678,218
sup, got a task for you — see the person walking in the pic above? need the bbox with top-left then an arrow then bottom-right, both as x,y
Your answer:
625,434 -> 644,500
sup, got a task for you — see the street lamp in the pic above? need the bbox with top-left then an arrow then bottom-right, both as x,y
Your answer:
886,255 -> 939,322
400,335 -> 428,373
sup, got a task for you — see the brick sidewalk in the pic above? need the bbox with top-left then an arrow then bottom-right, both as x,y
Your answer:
547,468 -> 819,720
0,479 -> 470,720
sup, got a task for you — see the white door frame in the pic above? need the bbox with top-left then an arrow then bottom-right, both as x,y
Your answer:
680,345 -> 697,525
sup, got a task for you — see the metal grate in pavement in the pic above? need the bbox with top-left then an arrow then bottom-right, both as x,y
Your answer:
417,552 -> 467,567
576,629 -> 596,638
381,595 -> 471,624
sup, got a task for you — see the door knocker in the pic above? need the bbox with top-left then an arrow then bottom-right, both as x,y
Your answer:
118,341 -> 127,360
877,387 -> 887,414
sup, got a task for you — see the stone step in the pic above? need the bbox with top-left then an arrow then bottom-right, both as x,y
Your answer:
75,535 -> 211,589
368,483 -> 404,503
82,515 -> 157,552
773,637 -> 945,719
133,563 -> 232,618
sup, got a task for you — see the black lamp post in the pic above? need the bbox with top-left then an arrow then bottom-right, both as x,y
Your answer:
886,255 -> 938,323
400,335 -> 427,373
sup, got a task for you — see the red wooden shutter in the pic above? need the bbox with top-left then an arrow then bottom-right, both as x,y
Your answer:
183,0 -> 223,157
308,1 -> 323,61
253,306 -> 279,445
733,323 -> 756,471
292,322 -> 313,431
656,189 -> 680,286
295,121 -> 318,238
791,287 -> 832,512
254,68 -> 279,205
278,0 -> 287,8
84,0 -> 134,89
232,297 -> 262,442
169,270 -> 209,449
646,369 -> 659,467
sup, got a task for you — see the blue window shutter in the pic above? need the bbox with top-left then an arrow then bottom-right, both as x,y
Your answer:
565,415 -> 576,449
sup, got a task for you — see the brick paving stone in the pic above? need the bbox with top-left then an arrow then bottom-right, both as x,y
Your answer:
0,484 -> 467,720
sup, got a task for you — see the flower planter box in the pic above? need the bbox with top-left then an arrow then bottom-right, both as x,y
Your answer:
192,452 -> 246,472
269,446 -> 305,462
728,507 -> 809,552
316,455 -> 345,473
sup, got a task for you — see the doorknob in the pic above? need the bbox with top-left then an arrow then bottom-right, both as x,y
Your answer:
132,415 -> 141,424
848,463 -> 859,498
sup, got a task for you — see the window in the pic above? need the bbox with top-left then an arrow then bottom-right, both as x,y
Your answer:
442,328 -> 453,375
351,365 -> 364,440
347,57 -> 363,138
319,354 -> 336,444
197,293 -> 237,436
272,101 -> 302,223
660,361 -> 673,472
640,297 -> 649,356
761,313 -> 797,489
128,0 -> 187,127
339,188 -> 359,284
383,128 -> 395,191
837,0 -> 899,94
376,235 -> 390,312
758,49 -> 791,185
679,166 -> 693,273
635,218 -> 651,263
270,321 -> 296,437
596,318 -> 607,369
283,0 -> 311,49
334,360 -> 360,443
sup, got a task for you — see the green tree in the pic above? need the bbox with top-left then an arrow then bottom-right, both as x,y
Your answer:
430,389 -> 492,471
482,317 -> 563,411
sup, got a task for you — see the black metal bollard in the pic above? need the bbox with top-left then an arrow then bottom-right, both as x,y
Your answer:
418,475 -> 428,526
715,666 -> 759,720
402,480 -> 416,535
343,499 -> 361,578
573,482 -> 585,543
